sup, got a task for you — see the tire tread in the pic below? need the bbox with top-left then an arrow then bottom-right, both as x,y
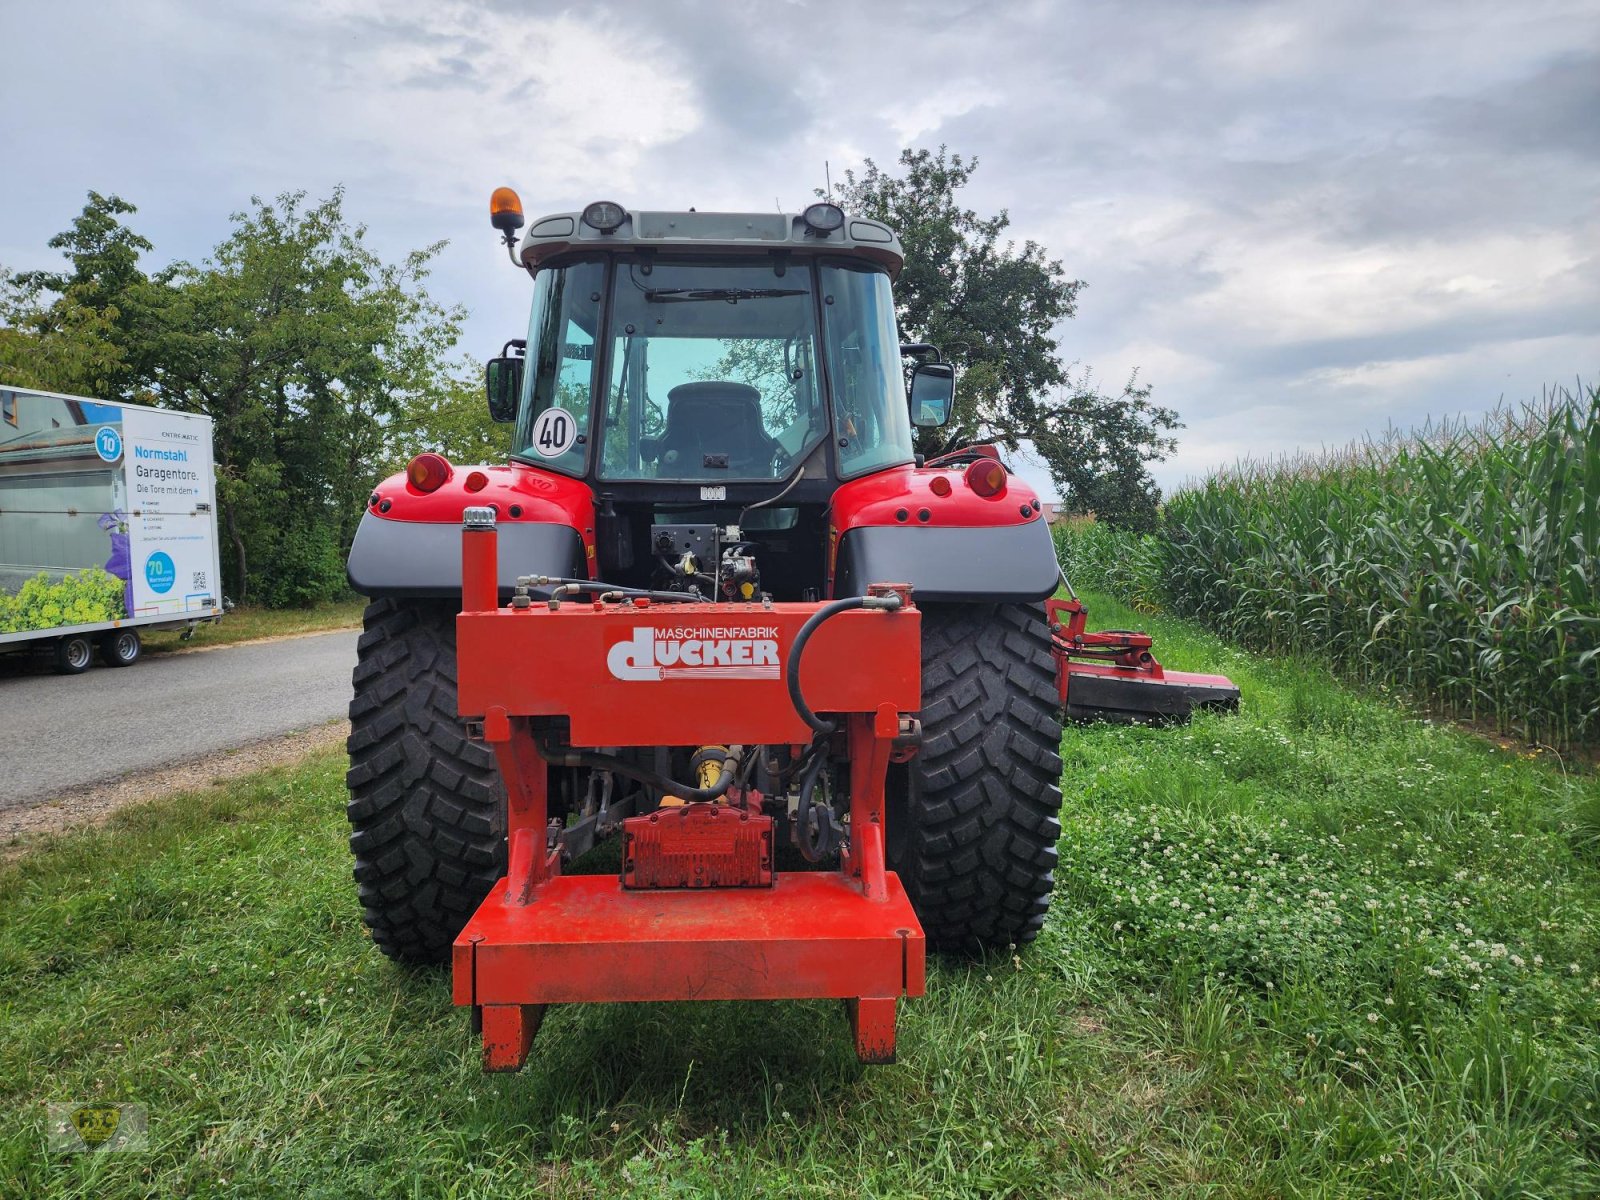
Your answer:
891,602 -> 1063,950
345,599 -> 504,964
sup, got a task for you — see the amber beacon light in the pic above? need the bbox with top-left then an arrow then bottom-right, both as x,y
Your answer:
490,187 -> 524,235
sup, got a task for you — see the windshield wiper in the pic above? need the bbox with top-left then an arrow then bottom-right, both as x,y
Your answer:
643,287 -> 807,304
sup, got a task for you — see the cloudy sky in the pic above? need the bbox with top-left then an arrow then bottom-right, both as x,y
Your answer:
2,0 -> 1595,494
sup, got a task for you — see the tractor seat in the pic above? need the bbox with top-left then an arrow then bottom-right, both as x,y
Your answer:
652,382 -> 774,476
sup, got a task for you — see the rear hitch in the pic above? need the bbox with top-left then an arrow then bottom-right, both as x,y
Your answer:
452,509 -> 926,1069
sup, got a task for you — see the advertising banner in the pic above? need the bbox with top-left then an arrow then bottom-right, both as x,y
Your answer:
0,389 -> 129,631
121,405 -> 218,617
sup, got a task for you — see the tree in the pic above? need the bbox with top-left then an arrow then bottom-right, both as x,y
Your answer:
1033,369 -> 1178,532
393,362 -> 511,468
0,267 -> 126,395
13,192 -> 153,399
829,147 -> 1180,529
133,189 -> 464,604
6,188 -> 470,607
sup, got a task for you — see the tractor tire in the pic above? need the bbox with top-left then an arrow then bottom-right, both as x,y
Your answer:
888,602 -> 1063,951
346,598 -> 505,964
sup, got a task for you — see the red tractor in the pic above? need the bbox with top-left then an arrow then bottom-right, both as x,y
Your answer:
345,193 -> 1235,1069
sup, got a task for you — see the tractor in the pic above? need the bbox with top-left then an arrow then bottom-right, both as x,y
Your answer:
344,193 -> 1236,1069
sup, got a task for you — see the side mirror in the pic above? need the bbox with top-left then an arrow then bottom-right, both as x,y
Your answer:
484,357 -> 523,423
908,361 -> 956,427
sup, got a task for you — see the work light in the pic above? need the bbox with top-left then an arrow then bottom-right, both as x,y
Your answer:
802,202 -> 845,234
581,201 -> 627,233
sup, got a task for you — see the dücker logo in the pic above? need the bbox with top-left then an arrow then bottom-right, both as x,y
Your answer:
607,626 -> 781,681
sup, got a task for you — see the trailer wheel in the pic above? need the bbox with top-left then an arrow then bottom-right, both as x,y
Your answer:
346,598 -> 505,964
99,629 -> 142,667
887,602 -> 1063,951
53,635 -> 94,675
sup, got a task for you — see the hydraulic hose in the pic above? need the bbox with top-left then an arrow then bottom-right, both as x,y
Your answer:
538,738 -> 746,804
737,465 -> 807,529
785,592 -> 903,736
522,576 -> 704,605
794,745 -> 837,863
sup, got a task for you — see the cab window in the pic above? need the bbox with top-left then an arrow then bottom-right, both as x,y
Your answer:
820,263 -> 914,477
598,259 -> 826,481
513,260 -> 604,474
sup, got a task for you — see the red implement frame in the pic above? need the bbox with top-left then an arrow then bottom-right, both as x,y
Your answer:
1047,597 -> 1240,723
451,519 -> 926,1070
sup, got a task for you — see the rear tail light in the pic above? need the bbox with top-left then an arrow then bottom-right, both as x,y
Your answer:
406,453 -> 453,493
464,470 -> 489,493
963,459 -> 1007,498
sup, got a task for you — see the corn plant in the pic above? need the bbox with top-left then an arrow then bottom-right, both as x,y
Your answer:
1054,517 -> 1158,608
1150,382 -> 1600,750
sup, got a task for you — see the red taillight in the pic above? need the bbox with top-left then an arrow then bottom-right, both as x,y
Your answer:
963,459 -> 1007,498
464,470 -> 489,493
928,474 -> 953,497
406,453 -> 453,493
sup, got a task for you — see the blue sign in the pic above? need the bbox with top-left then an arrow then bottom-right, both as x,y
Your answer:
94,426 -> 123,462
145,552 -> 176,594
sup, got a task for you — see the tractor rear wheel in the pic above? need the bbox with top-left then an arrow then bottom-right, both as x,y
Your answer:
346,598 -> 505,964
888,602 -> 1063,951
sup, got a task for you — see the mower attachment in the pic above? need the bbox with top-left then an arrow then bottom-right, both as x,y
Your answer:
451,515 -> 925,1070
1047,597 -> 1240,723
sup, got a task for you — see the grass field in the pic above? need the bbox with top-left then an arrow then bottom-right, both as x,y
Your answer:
2,593 -> 1596,1197
142,598 -> 366,654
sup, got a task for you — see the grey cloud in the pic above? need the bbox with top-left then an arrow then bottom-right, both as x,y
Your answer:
1429,51 -> 1600,160
1230,295 -> 1598,381
578,1 -> 813,143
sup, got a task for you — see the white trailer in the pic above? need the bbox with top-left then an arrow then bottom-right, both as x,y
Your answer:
0,386 -> 223,673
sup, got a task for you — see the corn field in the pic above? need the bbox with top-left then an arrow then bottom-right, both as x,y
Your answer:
1056,382 -> 1600,750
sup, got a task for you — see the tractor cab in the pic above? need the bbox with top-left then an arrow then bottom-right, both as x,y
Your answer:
483,196 -> 955,600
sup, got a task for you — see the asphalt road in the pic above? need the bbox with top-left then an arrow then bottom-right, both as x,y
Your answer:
0,630 -> 358,808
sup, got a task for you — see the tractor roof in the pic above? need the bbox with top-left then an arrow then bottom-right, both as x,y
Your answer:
516,206 -> 905,277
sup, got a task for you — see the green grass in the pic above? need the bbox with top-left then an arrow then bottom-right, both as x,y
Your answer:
2,593 -> 1597,1197
142,598 -> 366,654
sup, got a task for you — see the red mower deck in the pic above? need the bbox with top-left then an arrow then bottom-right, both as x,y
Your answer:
1048,597 -> 1241,723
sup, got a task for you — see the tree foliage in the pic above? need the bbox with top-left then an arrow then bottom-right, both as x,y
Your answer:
0,269 -> 126,396
394,362 -> 510,469
1033,369 -> 1179,532
831,147 -> 1180,529
0,192 -> 151,397
140,190 -> 465,605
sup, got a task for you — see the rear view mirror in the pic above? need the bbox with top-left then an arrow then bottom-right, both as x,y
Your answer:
485,357 -> 523,423
909,362 -> 956,427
